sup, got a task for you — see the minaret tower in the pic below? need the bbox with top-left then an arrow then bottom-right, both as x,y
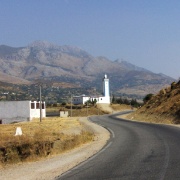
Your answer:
103,74 -> 110,97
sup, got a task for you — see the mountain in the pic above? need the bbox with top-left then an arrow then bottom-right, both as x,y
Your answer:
114,59 -> 151,72
0,41 -> 175,98
128,81 -> 180,124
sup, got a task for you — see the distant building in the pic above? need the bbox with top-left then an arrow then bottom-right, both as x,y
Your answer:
59,111 -> 69,118
0,101 -> 46,124
73,74 -> 110,105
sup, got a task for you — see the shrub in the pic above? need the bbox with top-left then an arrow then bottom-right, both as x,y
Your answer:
143,94 -> 153,103
61,102 -> 66,106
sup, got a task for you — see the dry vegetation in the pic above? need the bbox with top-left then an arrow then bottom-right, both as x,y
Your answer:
47,103 -> 132,117
52,82 -> 80,88
0,103 -> 133,167
47,104 -> 108,117
128,81 -> 180,124
117,84 -> 170,97
0,117 -> 94,167
110,104 -> 132,111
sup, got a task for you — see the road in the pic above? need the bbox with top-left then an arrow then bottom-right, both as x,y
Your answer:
57,111 -> 180,180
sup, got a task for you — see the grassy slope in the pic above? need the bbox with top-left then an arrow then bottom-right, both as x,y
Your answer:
127,81 -> 180,124
0,117 -> 93,166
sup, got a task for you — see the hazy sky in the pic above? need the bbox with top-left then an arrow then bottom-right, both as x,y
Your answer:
0,0 -> 180,79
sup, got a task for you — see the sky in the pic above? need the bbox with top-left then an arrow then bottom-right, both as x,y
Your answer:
0,0 -> 180,79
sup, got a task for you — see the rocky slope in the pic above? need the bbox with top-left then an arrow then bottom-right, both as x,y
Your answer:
129,80 -> 180,124
0,41 -> 175,97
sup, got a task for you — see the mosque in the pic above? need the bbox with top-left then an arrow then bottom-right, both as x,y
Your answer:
72,74 -> 110,105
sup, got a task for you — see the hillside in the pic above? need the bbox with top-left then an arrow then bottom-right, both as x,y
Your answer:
0,41 -> 175,98
128,80 -> 180,124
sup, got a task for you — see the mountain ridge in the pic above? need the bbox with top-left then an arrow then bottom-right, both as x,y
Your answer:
0,41 -> 175,97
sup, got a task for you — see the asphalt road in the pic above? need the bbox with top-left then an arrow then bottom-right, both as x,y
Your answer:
57,111 -> 180,180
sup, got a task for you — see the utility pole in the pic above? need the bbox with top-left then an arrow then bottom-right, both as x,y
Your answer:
110,91 -> 112,103
71,94 -> 72,117
34,80 -> 49,123
87,101 -> 88,116
40,84 -> 42,122
97,104 -> 99,115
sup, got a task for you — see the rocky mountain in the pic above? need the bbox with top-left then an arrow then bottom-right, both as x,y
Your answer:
0,41 -> 175,98
128,81 -> 180,124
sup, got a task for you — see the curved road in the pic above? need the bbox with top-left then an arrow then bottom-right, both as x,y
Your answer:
57,111 -> 180,180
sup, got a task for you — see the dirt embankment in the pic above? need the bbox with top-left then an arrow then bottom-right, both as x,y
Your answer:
127,81 -> 180,124
98,103 -> 131,114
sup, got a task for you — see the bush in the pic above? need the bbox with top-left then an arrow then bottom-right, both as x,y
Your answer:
143,94 -> 153,103
52,103 -> 57,107
61,102 -> 66,106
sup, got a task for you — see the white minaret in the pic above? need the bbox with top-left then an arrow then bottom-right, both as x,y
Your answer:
103,74 -> 110,97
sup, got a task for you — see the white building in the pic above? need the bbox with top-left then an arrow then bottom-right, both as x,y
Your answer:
73,74 -> 110,105
59,111 -> 69,118
0,101 -> 46,124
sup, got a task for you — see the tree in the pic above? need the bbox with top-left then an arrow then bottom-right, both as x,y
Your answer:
61,102 -> 66,106
143,94 -> 153,103
112,95 -> 116,103
92,99 -> 97,106
130,99 -> 141,108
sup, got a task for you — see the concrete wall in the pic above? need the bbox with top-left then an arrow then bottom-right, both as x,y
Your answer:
73,96 -> 110,105
60,111 -> 69,117
0,101 -> 30,119
97,96 -> 110,104
30,101 -> 46,119
73,96 -> 83,105
82,97 -> 90,104
0,101 -> 46,124
73,96 -> 89,105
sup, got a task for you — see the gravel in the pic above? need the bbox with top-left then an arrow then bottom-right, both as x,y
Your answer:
0,117 -> 110,180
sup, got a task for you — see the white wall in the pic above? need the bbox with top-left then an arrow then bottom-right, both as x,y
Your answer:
82,97 -> 90,104
97,96 -> 110,104
72,74 -> 110,105
60,111 -> 69,117
73,96 -> 110,105
0,101 -> 46,124
30,101 -> 46,119
0,101 -> 30,119
73,96 -> 89,105
73,96 -> 83,105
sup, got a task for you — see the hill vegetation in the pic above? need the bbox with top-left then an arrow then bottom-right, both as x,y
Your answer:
128,80 -> 180,124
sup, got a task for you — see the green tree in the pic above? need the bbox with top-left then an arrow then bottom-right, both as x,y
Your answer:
61,102 -> 66,106
143,94 -> 153,103
112,95 -> 116,103
130,99 -> 141,108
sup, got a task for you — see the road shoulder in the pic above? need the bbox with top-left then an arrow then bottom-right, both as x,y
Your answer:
0,117 -> 110,180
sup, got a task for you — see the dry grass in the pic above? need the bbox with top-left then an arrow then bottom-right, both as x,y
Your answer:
0,117 -> 80,145
127,81 -> 180,124
46,105 -> 105,116
0,117 -> 94,166
110,104 -> 132,111
126,112 -> 173,124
